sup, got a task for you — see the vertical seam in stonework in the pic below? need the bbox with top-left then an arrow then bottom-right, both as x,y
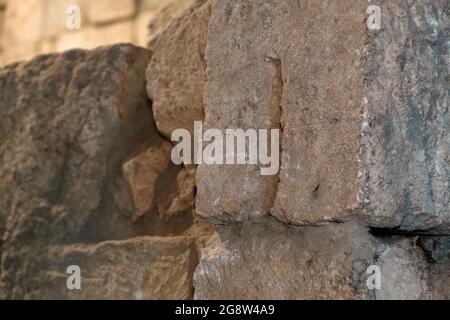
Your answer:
359,22 -> 374,218
266,56 -> 283,213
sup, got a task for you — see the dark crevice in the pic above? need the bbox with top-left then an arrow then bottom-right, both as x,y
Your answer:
266,55 -> 283,212
369,226 -> 447,237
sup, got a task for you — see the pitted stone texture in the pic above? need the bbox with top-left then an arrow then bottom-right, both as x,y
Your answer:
376,236 -> 450,300
0,44 -> 177,247
194,219 -> 450,300
374,238 -> 429,300
1,236 -> 198,299
146,0 -> 210,139
122,141 -> 173,218
197,0 -> 366,223
196,0 -> 290,223
360,0 -> 450,232
194,220 -> 377,299
197,0 -> 449,231
0,44 -> 213,299
122,146 -> 196,221
419,236 -> 450,299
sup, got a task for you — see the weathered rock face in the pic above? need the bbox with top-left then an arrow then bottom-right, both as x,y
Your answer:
0,44 -> 173,245
373,237 -> 431,300
194,219 -> 450,300
419,236 -> 450,299
0,44 -> 211,299
4,236 -> 198,300
194,220 -> 377,299
195,0 -> 449,232
146,0 -> 211,139
0,0 -> 448,301
360,0 -> 450,232
196,0 -> 366,224
122,142 -> 196,221
0,45 -> 141,246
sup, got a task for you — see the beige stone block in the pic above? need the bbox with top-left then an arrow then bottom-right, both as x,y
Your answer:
146,0 -> 209,139
140,0 -> 173,11
2,0 -> 45,47
196,0 -> 449,233
56,21 -> 134,51
122,142 -> 172,217
135,10 -> 155,47
0,44 -> 153,251
0,10 -> 5,50
3,236 -> 198,299
87,0 -> 135,25
0,43 -> 38,65
38,37 -> 57,54
43,0 -> 88,37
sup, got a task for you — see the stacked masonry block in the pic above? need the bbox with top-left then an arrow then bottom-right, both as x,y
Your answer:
0,0 -> 448,300
0,0 -> 195,66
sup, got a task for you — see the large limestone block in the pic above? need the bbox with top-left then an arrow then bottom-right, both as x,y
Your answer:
194,220 -> 378,299
0,44 -> 171,246
146,0 -> 210,139
194,219 -> 450,299
358,1 -> 449,231
1,236 -> 198,299
196,0 -> 449,232
86,0 -> 136,25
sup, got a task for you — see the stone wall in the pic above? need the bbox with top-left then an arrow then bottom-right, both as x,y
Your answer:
0,0 -> 449,300
0,0 -> 194,66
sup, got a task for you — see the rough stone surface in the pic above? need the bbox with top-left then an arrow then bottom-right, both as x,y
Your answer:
196,0 -> 366,223
374,236 -> 450,300
146,0 -> 210,139
196,0 -> 286,223
0,44 -> 213,299
2,236 -> 198,299
194,219 -> 450,300
194,220 -> 377,299
0,0 -> 449,301
360,0 -> 450,232
122,144 -> 196,221
0,44 -> 161,245
270,0 -> 366,225
0,43 -> 205,244
196,0 -> 449,232
122,141 -> 173,218
374,237 -> 429,300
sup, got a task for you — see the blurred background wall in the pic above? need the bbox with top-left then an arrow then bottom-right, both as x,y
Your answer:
0,0 -> 193,66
